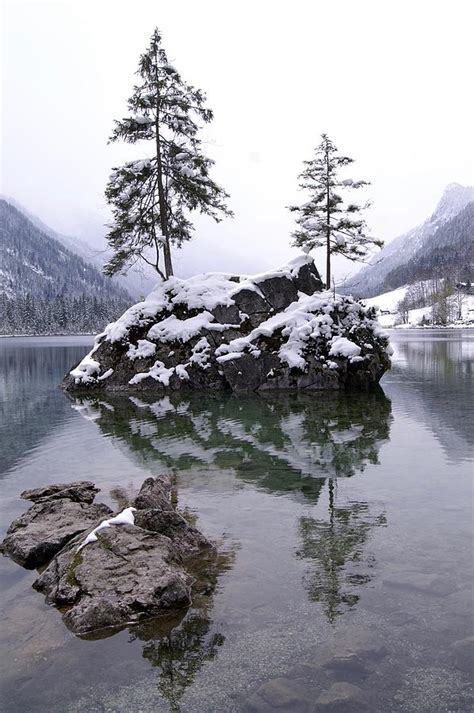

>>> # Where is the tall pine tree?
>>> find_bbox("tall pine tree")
[104,28,232,280]
[288,134,383,289]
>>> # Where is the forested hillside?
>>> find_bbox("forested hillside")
[0,200,131,334]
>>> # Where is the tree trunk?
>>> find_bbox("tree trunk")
[154,54,173,279]
[326,229,331,290]
[325,145,331,290]
[155,122,173,279]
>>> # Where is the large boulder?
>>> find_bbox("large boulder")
[1,497,113,568]
[63,256,391,393]
[34,525,194,634]
[1,477,217,635]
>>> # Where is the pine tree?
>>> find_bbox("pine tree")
[104,28,233,280]
[288,134,383,289]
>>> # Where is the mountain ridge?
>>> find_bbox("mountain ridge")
[0,200,131,335]
[0,195,158,299]
[343,183,474,297]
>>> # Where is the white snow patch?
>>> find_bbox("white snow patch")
[329,337,361,359]
[98,368,114,381]
[148,312,215,342]
[127,340,156,360]
[129,360,175,386]
[77,507,137,552]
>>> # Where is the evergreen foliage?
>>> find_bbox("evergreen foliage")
[0,292,126,335]
[104,28,233,280]
[288,134,382,288]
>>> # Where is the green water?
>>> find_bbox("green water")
[0,331,472,712]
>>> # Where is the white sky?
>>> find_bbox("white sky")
[1,0,473,281]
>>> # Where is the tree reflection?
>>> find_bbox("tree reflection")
[128,549,234,712]
[68,389,392,503]
[298,480,386,622]
[136,607,224,712]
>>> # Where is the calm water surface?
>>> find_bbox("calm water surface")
[0,332,473,712]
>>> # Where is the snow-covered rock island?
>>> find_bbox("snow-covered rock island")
[63,256,392,393]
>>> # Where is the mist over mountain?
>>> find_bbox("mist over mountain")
[0,195,158,300]
[384,202,473,290]
[344,183,474,297]
[0,200,131,335]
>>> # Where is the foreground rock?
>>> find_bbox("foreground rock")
[1,477,216,634]
[20,480,100,504]
[63,256,391,393]
[1,491,112,568]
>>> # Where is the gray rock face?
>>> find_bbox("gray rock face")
[34,526,194,635]
[21,480,100,504]
[293,260,324,295]
[64,256,391,394]
[252,274,298,312]
[133,476,173,511]
[1,498,112,568]
[231,286,270,317]
[2,477,216,635]
[132,477,212,560]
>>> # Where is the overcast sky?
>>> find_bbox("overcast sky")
[1,0,473,282]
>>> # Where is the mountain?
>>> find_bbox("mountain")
[343,183,474,297]
[383,202,474,289]
[0,195,158,300]
[0,199,132,335]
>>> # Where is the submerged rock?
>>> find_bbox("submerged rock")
[63,256,391,393]
[1,477,216,635]
[316,682,367,711]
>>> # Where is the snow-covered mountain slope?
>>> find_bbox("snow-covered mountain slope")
[343,183,474,297]
[0,199,131,301]
[0,195,158,299]
[365,284,474,328]
[365,286,409,314]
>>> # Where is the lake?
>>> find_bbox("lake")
[0,331,473,712]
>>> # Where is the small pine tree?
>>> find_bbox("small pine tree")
[104,28,233,280]
[288,134,383,289]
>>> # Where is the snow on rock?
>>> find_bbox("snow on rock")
[127,339,156,360]
[77,507,137,551]
[147,312,218,342]
[64,256,391,393]
[129,360,175,386]
[329,336,362,359]
[70,353,101,384]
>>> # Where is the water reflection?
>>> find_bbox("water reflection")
[389,331,474,462]
[298,481,386,622]
[69,390,393,501]
[127,546,233,713]
[136,605,225,713]
[0,339,90,475]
